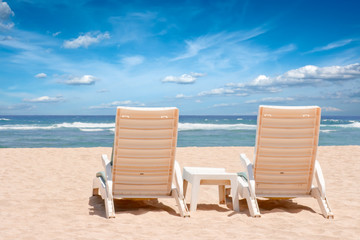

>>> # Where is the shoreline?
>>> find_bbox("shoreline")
[1,146,359,239]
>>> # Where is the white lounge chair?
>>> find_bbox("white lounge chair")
[92,106,189,218]
[237,105,334,218]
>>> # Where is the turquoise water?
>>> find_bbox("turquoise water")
[0,115,359,148]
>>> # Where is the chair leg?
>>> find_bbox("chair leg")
[312,188,334,219]
[230,181,240,212]
[238,183,261,217]
[172,189,190,217]
[104,196,115,218]
[93,177,115,218]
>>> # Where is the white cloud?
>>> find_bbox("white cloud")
[245,97,294,104]
[175,94,185,98]
[89,100,145,109]
[63,32,110,49]
[220,63,360,96]
[213,63,360,98]
[175,94,192,99]
[198,88,235,96]
[250,63,360,87]
[121,55,145,66]
[24,95,64,103]
[322,106,342,112]
[162,72,205,84]
[0,0,14,29]
[35,73,47,78]
[63,75,98,85]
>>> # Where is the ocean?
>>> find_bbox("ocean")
[0,115,359,148]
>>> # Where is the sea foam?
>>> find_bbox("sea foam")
[178,123,256,131]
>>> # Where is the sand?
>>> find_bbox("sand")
[0,146,359,240]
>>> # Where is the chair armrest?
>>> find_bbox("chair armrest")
[102,154,111,168]
[101,154,113,198]
[314,160,326,198]
[174,160,184,198]
[240,153,256,198]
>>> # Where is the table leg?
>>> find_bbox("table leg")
[183,179,188,198]
[190,179,200,212]
[218,185,225,204]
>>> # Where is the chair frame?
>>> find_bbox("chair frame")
[237,106,334,218]
[92,107,189,218]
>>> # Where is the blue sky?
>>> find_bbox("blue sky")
[0,0,360,115]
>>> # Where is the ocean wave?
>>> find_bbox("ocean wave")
[336,122,360,128]
[178,123,256,131]
[322,119,340,122]
[56,122,114,129]
[0,118,10,121]
[0,121,115,131]
[79,128,107,132]
[320,130,336,133]
[0,125,56,130]
[322,121,360,129]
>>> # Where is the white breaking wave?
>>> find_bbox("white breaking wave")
[178,123,256,131]
[0,121,257,131]
[5,121,357,131]
[0,122,115,131]
[0,118,10,121]
[322,121,360,129]
[322,119,339,122]
[336,121,360,128]
[320,130,336,133]
[79,128,106,132]
[56,122,114,129]
[0,125,56,130]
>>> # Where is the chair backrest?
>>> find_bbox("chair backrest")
[111,107,179,197]
[254,106,321,196]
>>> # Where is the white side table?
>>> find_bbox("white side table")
[182,167,240,212]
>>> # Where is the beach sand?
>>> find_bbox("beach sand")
[0,146,359,240]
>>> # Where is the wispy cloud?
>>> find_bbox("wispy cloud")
[35,73,47,78]
[0,0,14,29]
[322,106,342,112]
[212,103,239,108]
[245,97,294,104]
[24,95,64,103]
[307,39,355,53]
[121,55,145,67]
[162,72,205,84]
[96,89,109,93]
[62,75,98,85]
[63,32,110,49]
[172,28,268,61]
[0,103,34,111]
[89,100,145,109]
[52,31,61,37]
